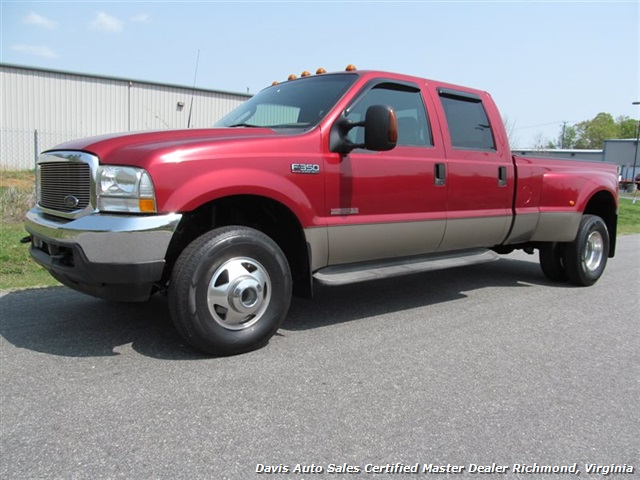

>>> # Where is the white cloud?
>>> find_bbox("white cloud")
[90,12,123,33]
[24,12,58,29]
[11,44,57,59]
[130,13,151,24]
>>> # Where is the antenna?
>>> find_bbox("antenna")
[187,49,200,128]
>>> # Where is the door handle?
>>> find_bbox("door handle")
[498,166,507,187]
[435,163,446,186]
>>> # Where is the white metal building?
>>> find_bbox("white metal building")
[1,63,251,170]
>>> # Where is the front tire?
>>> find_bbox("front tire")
[169,226,292,355]
[562,215,609,286]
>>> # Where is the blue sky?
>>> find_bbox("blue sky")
[1,0,638,147]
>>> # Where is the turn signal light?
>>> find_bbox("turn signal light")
[139,199,156,213]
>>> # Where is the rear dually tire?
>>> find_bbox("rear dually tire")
[562,214,609,287]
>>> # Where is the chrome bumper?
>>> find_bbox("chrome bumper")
[25,208,182,301]
[26,208,181,264]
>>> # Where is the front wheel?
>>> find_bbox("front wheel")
[169,226,292,355]
[562,215,609,287]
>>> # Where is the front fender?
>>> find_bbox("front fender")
[159,167,323,227]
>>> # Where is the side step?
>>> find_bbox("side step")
[313,248,499,286]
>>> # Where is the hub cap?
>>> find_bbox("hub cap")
[583,231,604,272]
[206,257,271,330]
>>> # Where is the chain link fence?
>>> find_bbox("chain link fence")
[1,129,87,170]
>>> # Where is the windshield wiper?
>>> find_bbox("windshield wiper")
[226,123,261,128]
[263,123,311,129]
[226,122,311,129]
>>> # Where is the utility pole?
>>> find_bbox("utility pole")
[561,121,567,149]
[632,102,640,202]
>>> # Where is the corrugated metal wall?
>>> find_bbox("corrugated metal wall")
[603,140,639,180]
[1,64,250,169]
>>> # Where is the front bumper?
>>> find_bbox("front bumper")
[25,208,182,301]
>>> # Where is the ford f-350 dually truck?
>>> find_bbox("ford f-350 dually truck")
[25,66,618,355]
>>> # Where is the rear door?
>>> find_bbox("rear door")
[434,88,514,251]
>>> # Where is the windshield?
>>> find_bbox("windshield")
[214,73,357,130]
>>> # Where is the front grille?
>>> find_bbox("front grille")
[39,162,91,213]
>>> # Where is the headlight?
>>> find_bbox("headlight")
[97,166,157,213]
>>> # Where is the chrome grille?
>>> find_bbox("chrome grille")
[39,162,91,213]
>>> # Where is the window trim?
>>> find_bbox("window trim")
[437,87,482,103]
[344,79,434,148]
[437,88,496,151]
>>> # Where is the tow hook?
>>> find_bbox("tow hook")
[20,235,32,244]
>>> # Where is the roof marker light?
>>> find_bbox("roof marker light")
[316,68,327,74]
[345,64,357,71]
[301,71,311,77]
[288,74,297,80]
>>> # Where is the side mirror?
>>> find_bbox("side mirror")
[364,105,397,152]
[329,104,398,153]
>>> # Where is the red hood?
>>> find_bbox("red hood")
[47,128,279,166]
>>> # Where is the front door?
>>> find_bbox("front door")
[323,81,448,265]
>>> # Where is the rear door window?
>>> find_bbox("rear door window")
[439,90,495,150]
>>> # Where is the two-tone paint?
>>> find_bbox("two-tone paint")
[28,69,618,300]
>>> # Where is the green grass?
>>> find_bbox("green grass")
[0,222,59,290]
[618,196,640,234]
[0,170,60,290]
[0,170,639,291]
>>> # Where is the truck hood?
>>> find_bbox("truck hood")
[47,128,280,166]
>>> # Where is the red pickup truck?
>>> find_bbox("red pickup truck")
[25,66,619,355]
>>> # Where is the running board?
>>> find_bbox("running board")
[313,249,499,286]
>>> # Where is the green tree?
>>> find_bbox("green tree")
[557,124,578,149]
[574,113,617,149]
[550,113,639,149]
[617,116,637,138]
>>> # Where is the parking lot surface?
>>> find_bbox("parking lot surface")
[1,235,638,479]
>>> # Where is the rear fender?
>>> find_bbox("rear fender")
[534,170,618,251]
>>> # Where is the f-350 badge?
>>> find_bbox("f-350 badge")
[291,163,320,174]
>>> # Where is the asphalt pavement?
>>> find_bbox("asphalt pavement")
[1,235,639,480]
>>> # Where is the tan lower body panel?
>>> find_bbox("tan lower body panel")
[504,212,540,245]
[304,212,583,273]
[304,220,446,270]
[305,216,511,270]
[529,211,582,242]
[326,220,447,265]
[438,216,511,252]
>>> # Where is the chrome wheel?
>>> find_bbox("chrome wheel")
[563,214,609,287]
[169,226,291,355]
[207,257,271,330]
[583,231,604,272]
